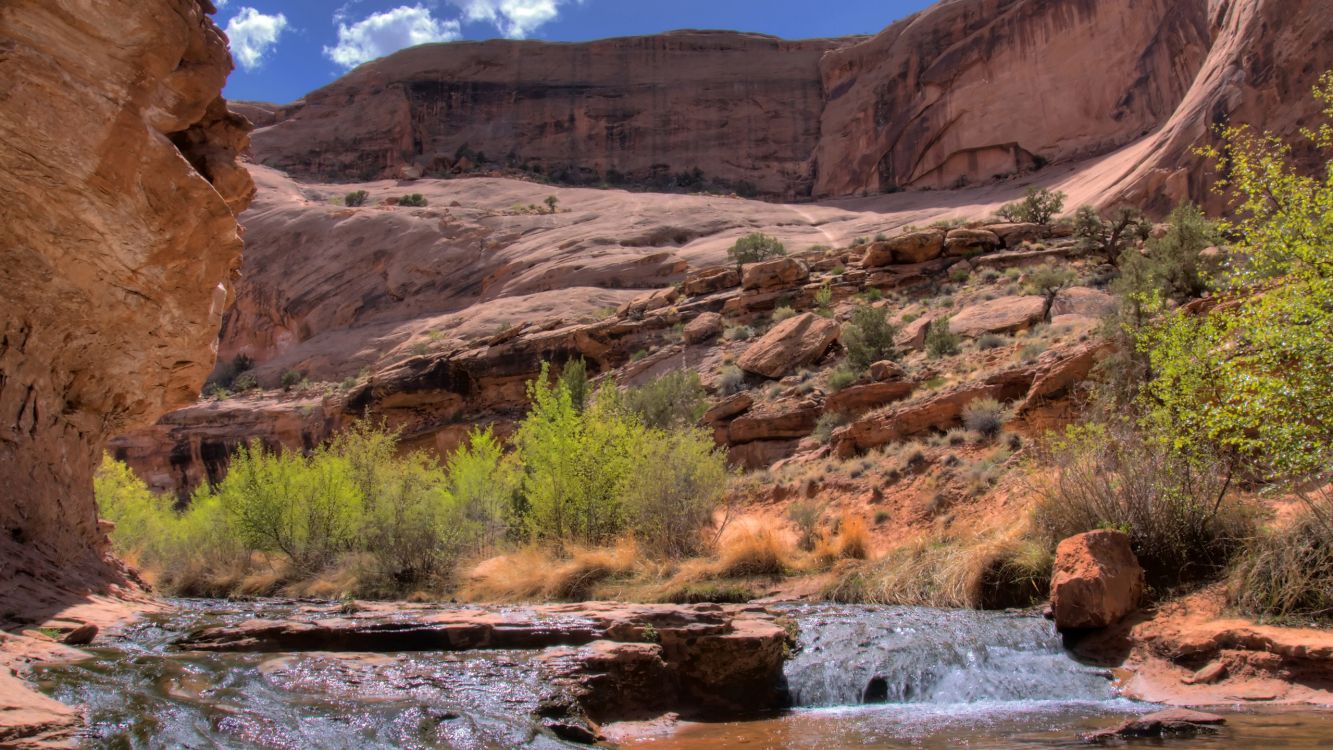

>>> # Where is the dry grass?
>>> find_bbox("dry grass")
[814,512,871,564]
[824,527,1049,609]
[1230,481,1333,623]
[711,521,794,577]
[459,540,640,602]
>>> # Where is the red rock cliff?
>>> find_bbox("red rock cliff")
[0,0,253,613]
[252,31,841,198]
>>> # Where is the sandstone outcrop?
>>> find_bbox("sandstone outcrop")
[863,232,945,267]
[944,229,1002,257]
[251,32,839,197]
[742,258,809,291]
[948,296,1048,337]
[0,0,251,610]
[736,314,840,379]
[683,313,723,344]
[1051,530,1145,632]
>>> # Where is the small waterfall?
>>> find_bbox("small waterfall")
[780,604,1116,708]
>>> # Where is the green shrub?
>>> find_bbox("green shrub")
[788,501,824,551]
[1115,202,1220,307]
[826,364,859,393]
[344,190,369,207]
[1031,421,1252,589]
[621,427,729,557]
[813,411,850,443]
[996,187,1065,225]
[558,357,590,412]
[723,324,754,342]
[771,305,797,323]
[233,372,259,392]
[624,370,707,429]
[281,369,303,390]
[977,333,1008,350]
[1024,264,1077,322]
[924,319,960,358]
[1073,205,1150,264]
[727,233,786,267]
[814,284,834,313]
[1230,482,1333,623]
[842,303,898,370]
[859,287,884,302]
[399,193,428,207]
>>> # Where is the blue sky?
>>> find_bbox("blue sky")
[217,0,934,104]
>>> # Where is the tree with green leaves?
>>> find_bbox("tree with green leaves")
[997,187,1065,225]
[842,303,898,370]
[1141,72,1333,481]
[1073,204,1151,265]
[727,233,786,270]
[1024,264,1077,322]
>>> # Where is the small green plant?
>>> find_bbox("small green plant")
[1024,263,1077,322]
[719,365,747,395]
[280,369,303,390]
[949,266,972,284]
[771,305,797,323]
[625,370,707,428]
[859,287,884,302]
[723,324,755,342]
[544,195,559,214]
[640,623,660,643]
[233,372,259,392]
[814,284,834,314]
[788,501,824,551]
[727,233,786,268]
[344,190,369,207]
[827,364,859,393]
[1018,342,1047,362]
[399,193,428,207]
[961,397,1009,439]
[842,303,898,370]
[924,319,960,358]
[813,412,850,443]
[977,333,1008,351]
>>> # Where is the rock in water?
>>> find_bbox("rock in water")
[1080,708,1226,744]
[0,0,252,604]
[1051,531,1145,631]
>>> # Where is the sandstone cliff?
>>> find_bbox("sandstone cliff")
[243,0,1331,209]
[0,0,252,614]
[251,31,840,197]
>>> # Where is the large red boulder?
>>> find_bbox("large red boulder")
[1050,530,1145,631]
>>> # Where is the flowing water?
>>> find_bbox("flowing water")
[31,599,1333,749]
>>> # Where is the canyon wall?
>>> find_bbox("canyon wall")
[245,0,1331,207]
[251,32,840,198]
[0,0,252,611]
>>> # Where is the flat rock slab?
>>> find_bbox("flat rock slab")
[1081,709,1225,744]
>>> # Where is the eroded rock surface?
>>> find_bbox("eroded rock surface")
[1051,531,1145,632]
[0,0,251,612]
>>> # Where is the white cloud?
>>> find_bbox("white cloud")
[215,0,228,8]
[324,5,462,69]
[449,0,570,39]
[225,7,288,71]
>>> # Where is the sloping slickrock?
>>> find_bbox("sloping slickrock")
[825,381,915,417]
[0,0,251,605]
[0,669,78,749]
[736,314,840,379]
[1051,530,1145,631]
[948,296,1047,337]
[727,401,821,443]
[742,257,809,291]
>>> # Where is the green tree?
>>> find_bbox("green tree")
[727,233,786,269]
[1024,264,1077,322]
[624,370,708,429]
[925,318,960,358]
[544,195,559,214]
[345,190,369,207]
[1141,73,1333,480]
[1073,205,1150,265]
[997,187,1065,225]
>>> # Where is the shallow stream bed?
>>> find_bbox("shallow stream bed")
[31,599,1333,749]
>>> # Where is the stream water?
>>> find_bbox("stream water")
[31,599,1333,749]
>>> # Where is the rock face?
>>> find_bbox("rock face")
[736,314,840,379]
[252,32,839,197]
[0,0,251,606]
[245,0,1331,210]
[1051,531,1146,631]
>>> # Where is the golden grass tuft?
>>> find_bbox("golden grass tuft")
[710,520,794,578]
[459,539,640,602]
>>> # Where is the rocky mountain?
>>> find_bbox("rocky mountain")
[247,0,1331,208]
[0,0,251,612]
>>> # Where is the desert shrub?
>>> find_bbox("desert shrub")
[723,324,754,342]
[842,303,898,370]
[961,397,1009,439]
[924,318,960,358]
[1017,342,1047,362]
[624,370,707,429]
[815,513,870,563]
[712,522,792,577]
[812,411,850,443]
[727,233,786,267]
[281,369,303,390]
[1031,421,1252,589]
[558,357,590,412]
[859,287,884,302]
[997,187,1065,225]
[787,501,823,551]
[826,364,858,393]
[977,333,1008,350]
[232,372,259,392]
[1230,481,1333,622]
[771,305,797,324]
[718,365,747,395]
[1024,263,1077,322]
[949,266,971,283]
[1073,205,1150,264]
[344,190,369,207]
[399,193,428,207]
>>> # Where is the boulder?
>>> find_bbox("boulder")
[944,228,1002,257]
[703,393,753,423]
[618,286,680,317]
[61,624,99,646]
[983,223,1048,247]
[862,231,946,267]
[1052,287,1118,319]
[727,401,821,443]
[736,313,840,379]
[683,312,723,344]
[1050,530,1145,631]
[741,257,808,291]
[682,266,740,296]
[948,296,1046,337]
[895,315,935,350]
[869,360,907,382]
